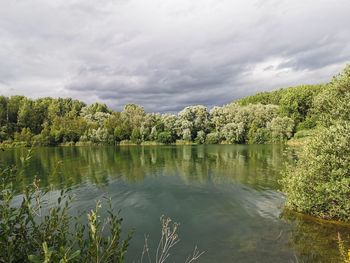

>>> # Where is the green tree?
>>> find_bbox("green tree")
[313,65,350,125]
[50,116,87,143]
[268,117,294,142]
[178,105,209,139]
[0,96,7,126]
[130,128,142,144]
[14,127,34,146]
[195,130,206,144]
[157,131,174,144]
[182,128,192,141]
[205,132,220,144]
[278,85,323,125]
[222,122,245,144]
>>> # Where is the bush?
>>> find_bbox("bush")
[281,121,350,222]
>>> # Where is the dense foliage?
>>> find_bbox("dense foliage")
[282,65,350,222]
[0,81,328,146]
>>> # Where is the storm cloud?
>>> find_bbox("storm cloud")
[0,0,350,112]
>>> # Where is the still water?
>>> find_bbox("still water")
[1,145,349,262]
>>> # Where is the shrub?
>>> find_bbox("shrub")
[281,121,350,222]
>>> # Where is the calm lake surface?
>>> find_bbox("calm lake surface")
[1,145,349,262]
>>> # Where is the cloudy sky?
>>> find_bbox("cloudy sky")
[0,0,349,112]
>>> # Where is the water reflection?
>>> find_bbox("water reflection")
[1,145,348,262]
[282,211,350,263]
[0,145,287,190]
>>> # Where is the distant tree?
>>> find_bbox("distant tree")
[157,131,174,144]
[33,122,53,146]
[205,132,220,144]
[130,128,142,144]
[0,96,8,126]
[114,125,130,142]
[222,122,245,144]
[195,130,206,144]
[279,85,323,125]
[313,65,350,125]
[182,128,192,141]
[178,105,209,138]
[50,116,87,143]
[7,96,25,124]
[268,117,294,142]
[14,127,33,146]
[149,126,158,141]
[122,104,145,131]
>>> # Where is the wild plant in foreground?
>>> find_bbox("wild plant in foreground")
[0,150,132,263]
[338,233,350,263]
[140,216,204,263]
[0,149,204,263]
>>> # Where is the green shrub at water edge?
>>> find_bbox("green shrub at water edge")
[281,121,350,222]
[282,65,350,222]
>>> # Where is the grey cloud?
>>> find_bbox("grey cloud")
[0,0,350,112]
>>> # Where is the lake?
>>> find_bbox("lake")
[1,145,349,262]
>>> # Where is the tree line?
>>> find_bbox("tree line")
[0,80,329,147]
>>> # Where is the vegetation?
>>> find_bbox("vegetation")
[282,65,350,222]
[0,150,204,262]
[141,216,204,263]
[1,62,349,221]
[0,150,132,263]
[0,73,331,147]
[338,234,350,263]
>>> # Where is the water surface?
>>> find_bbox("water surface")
[1,145,349,262]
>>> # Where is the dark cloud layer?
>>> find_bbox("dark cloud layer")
[0,0,350,112]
